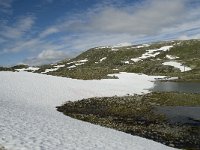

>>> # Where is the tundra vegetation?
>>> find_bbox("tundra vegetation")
[1,39,200,81]
[57,92,200,149]
[38,39,200,81]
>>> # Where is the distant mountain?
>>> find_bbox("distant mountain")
[2,39,200,81]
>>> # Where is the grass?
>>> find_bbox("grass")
[124,60,180,74]
[38,39,200,80]
[148,92,200,106]
[11,64,28,70]
[34,64,53,73]
[0,64,28,72]
[49,67,119,80]
[0,67,13,71]
[57,92,200,149]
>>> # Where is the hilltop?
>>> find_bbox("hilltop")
[1,39,200,81]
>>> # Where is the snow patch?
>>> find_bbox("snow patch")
[131,58,141,62]
[166,55,179,60]
[111,48,119,51]
[121,61,130,64]
[75,63,85,66]
[110,43,132,51]
[132,44,150,49]
[95,46,110,49]
[66,59,88,68]
[54,64,65,68]
[100,57,107,62]
[67,65,76,69]
[67,62,73,65]
[131,45,173,62]
[41,64,65,74]
[15,67,40,72]
[41,68,59,73]
[162,61,192,72]
[76,58,88,63]
[137,45,144,48]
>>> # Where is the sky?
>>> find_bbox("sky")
[0,0,200,66]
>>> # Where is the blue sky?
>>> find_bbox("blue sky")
[0,0,200,66]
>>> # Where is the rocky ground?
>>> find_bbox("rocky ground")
[0,146,6,150]
[57,92,200,149]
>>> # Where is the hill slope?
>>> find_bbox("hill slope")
[2,39,200,80]
[37,39,200,80]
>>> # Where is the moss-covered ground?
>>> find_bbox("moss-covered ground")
[57,92,200,149]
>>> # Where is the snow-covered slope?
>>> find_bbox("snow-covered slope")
[162,61,192,72]
[131,45,173,62]
[0,72,176,150]
[15,67,40,72]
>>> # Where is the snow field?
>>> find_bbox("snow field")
[0,72,177,150]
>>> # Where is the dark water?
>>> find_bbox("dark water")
[151,81,200,93]
[151,81,200,125]
[155,106,200,125]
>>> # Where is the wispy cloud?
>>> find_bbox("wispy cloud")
[36,0,200,51]
[0,16,35,39]
[1,0,200,66]
[24,49,69,66]
[39,27,59,38]
[0,16,37,55]
[0,0,12,7]
[81,0,185,34]
[0,0,13,14]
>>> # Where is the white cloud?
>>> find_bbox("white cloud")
[62,33,137,52]
[64,0,199,48]
[39,27,59,38]
[24,49,69,66]
[34,0,199,53]
[2,37,69,53]
[178,35,190,40]
[96,5,182,34]
[178,34,200,40]
[6,39,41,52]
[38,49,65,60]
[62,0,186,35]
[1,0,200,66]
[0,16,35,39]
[32,0,200,55]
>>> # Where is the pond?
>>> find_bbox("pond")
[151,81,200,93]
[151,81,200,125]
[154,106,200,125]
